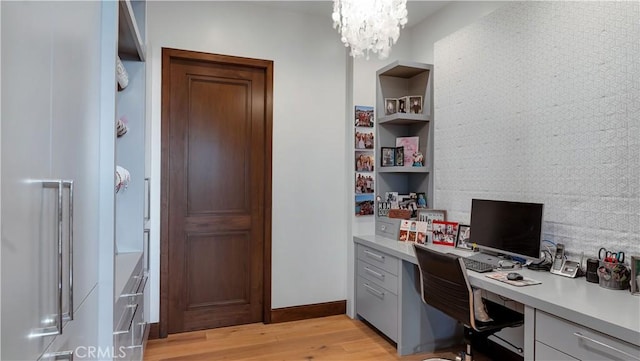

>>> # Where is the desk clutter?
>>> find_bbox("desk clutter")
[486,272,542,287]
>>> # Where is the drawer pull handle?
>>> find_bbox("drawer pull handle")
[363,283,385,299]
[364,250,384,262]
[573,332,640,360]
[364,267,384,280]
[43,350,74,361]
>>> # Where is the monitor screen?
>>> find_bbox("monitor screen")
[469,199,543,260]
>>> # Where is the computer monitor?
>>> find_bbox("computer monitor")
[469,199,544,261]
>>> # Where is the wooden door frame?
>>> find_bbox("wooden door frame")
[159,48,273,338]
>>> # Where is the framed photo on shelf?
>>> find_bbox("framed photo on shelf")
[409,95,423,114]
[396,136,419,166]
[385,191,399,208]
[354,105,374,127]
[398,96,408,114]
[631,256,640,295]
[395,146,404,166]
[415,192,427,208]
[381,147,395,167]
[384,98,397,115]
[432,220,459,246]
[417,209,447,231]
[456,225,472,250]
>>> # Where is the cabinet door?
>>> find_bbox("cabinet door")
[1,2,58,360]
[49,1,102,311]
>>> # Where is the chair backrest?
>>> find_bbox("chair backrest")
[413,244,475,328]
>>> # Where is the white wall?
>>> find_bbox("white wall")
[433,1,640,258]
[147,1,349,320]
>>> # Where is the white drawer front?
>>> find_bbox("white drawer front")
[357,245,399,276]
[356,276,398,342]
[536,311,640,361]
[535,341,579,361]
[357,259,398,295]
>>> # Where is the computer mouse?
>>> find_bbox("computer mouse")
[507,272,523,281]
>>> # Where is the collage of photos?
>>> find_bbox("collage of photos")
[384,95,423,115]
[398,220,428,244]
[354,105,375,216]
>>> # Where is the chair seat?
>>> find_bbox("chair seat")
[474,299,524,334]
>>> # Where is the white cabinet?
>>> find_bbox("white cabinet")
[1,1,102,360]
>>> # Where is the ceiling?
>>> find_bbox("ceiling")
[253,1,449,28]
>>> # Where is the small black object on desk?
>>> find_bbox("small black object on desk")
[507,272,524,281]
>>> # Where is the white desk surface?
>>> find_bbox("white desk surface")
[354,234,640,347]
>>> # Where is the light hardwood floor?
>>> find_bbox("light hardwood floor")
[144,315,489,361]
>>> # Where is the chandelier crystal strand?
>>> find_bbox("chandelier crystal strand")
[332,0,408,59]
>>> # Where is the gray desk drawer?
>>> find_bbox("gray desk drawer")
[357,259,398,294]
[356,276,398,342]
[535,341,578,361]
[375,218,400,240]
[535,311,640,361]
[357,245,399,276]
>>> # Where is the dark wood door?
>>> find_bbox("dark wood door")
[161,48,272,334]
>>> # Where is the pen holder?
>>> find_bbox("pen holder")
[598,261,630,290]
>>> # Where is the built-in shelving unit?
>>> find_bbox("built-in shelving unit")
[375,60,434,238]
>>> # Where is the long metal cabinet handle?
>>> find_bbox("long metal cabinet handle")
[63,180,74,321]
[144,177,150,221]
[364,267,385,280]
[573,332,640,360]
[144,228,150,271]
[364,249,384,262]
[42,350,74,361]
[363,283,385,298]
[30,181,65,338]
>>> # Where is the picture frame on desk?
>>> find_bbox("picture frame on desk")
[432,220,459,247]
[417,209,447,232]
[456,224,472,250]
[631,256,640,295]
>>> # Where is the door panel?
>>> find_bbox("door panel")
[164,50,271,333]
[50,1,101,312]
[1,2,58,359]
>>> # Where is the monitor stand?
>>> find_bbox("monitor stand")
[466,251,517,268]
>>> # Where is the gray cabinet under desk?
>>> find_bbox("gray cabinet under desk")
[354,241,461,355]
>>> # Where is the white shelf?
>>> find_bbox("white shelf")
[377,60,430,78]
[118,0,145,61]
[378,113,430,125]
[378,166,429,174]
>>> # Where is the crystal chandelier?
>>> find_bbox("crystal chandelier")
[332,0,408,60]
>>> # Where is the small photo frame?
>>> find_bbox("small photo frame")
[395,146,404,166]
[415,192,427,208]
[409,95,423,114]
[355,151,374,172]
[631,256,640,295]
[381,147,395,167]
[432,220,459,247]
[398,96,408,113]
[355,172,374,194]
[355,105,374,127]
[385,98,397,115]
[355,129,374,149]
[355,193,374,216]
[417,209,447,232]
[456,224,472,250]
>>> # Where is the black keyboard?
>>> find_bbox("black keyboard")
[463,258,495,273]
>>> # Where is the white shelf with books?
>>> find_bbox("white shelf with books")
[375,60,434,238]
